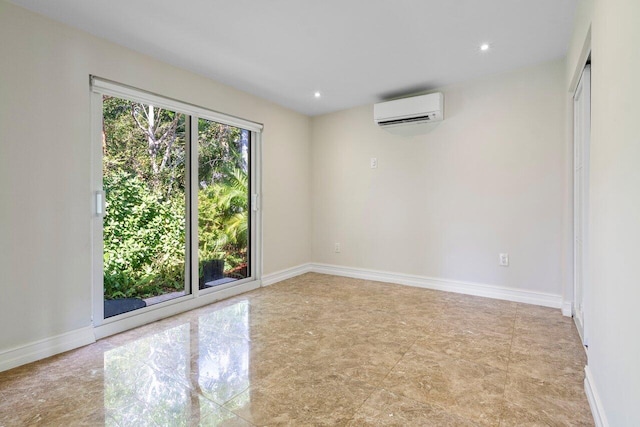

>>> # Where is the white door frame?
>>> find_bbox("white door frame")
[573,63,591,345]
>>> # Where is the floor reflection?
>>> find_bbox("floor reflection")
[103,300,250,426]
[197,301,251,406]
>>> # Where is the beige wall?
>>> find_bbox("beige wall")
[0,1,311,351]
[311,59,567,296]
[566,0,640,424]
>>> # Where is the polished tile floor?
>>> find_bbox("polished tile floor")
[0,273,593,426]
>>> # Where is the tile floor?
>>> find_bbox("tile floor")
[0,273,593,426]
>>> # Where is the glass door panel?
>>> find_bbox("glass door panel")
[197,118,250,289]
[102,96,189,318]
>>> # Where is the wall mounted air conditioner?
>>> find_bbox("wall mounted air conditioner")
[374,93,444,127]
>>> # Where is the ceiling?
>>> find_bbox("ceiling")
[8,0,577,116]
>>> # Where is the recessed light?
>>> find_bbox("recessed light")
[314,91,321,98]
[480,43,490,51]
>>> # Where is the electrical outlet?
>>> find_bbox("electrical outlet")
[499,253,509,266]
[334,243,341,253]
[370,157,378,169]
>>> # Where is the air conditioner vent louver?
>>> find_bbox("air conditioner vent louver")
[378,115,434,127]
[374,93,443,127]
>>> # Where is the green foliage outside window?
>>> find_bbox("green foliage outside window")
[103,171,186,299]
[102,96,249,300]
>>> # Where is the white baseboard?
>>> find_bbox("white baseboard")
[562,301,573,317]
[262,263,313,286]
[0,326,95,373]
[585,365,609,427]
[309,263,563,308]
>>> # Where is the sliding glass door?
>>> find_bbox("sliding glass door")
[91,78,261,328]
[197,119,251,289]
[101,97,189,318]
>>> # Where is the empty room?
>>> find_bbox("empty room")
[0,0,638,425]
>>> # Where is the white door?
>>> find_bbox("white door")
[573,64,591,344]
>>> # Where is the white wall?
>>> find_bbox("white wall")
[566,0,640,424]
[311,60,567,298]
[0,1,311,352]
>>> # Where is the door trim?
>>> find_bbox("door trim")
[573,63,591,345]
